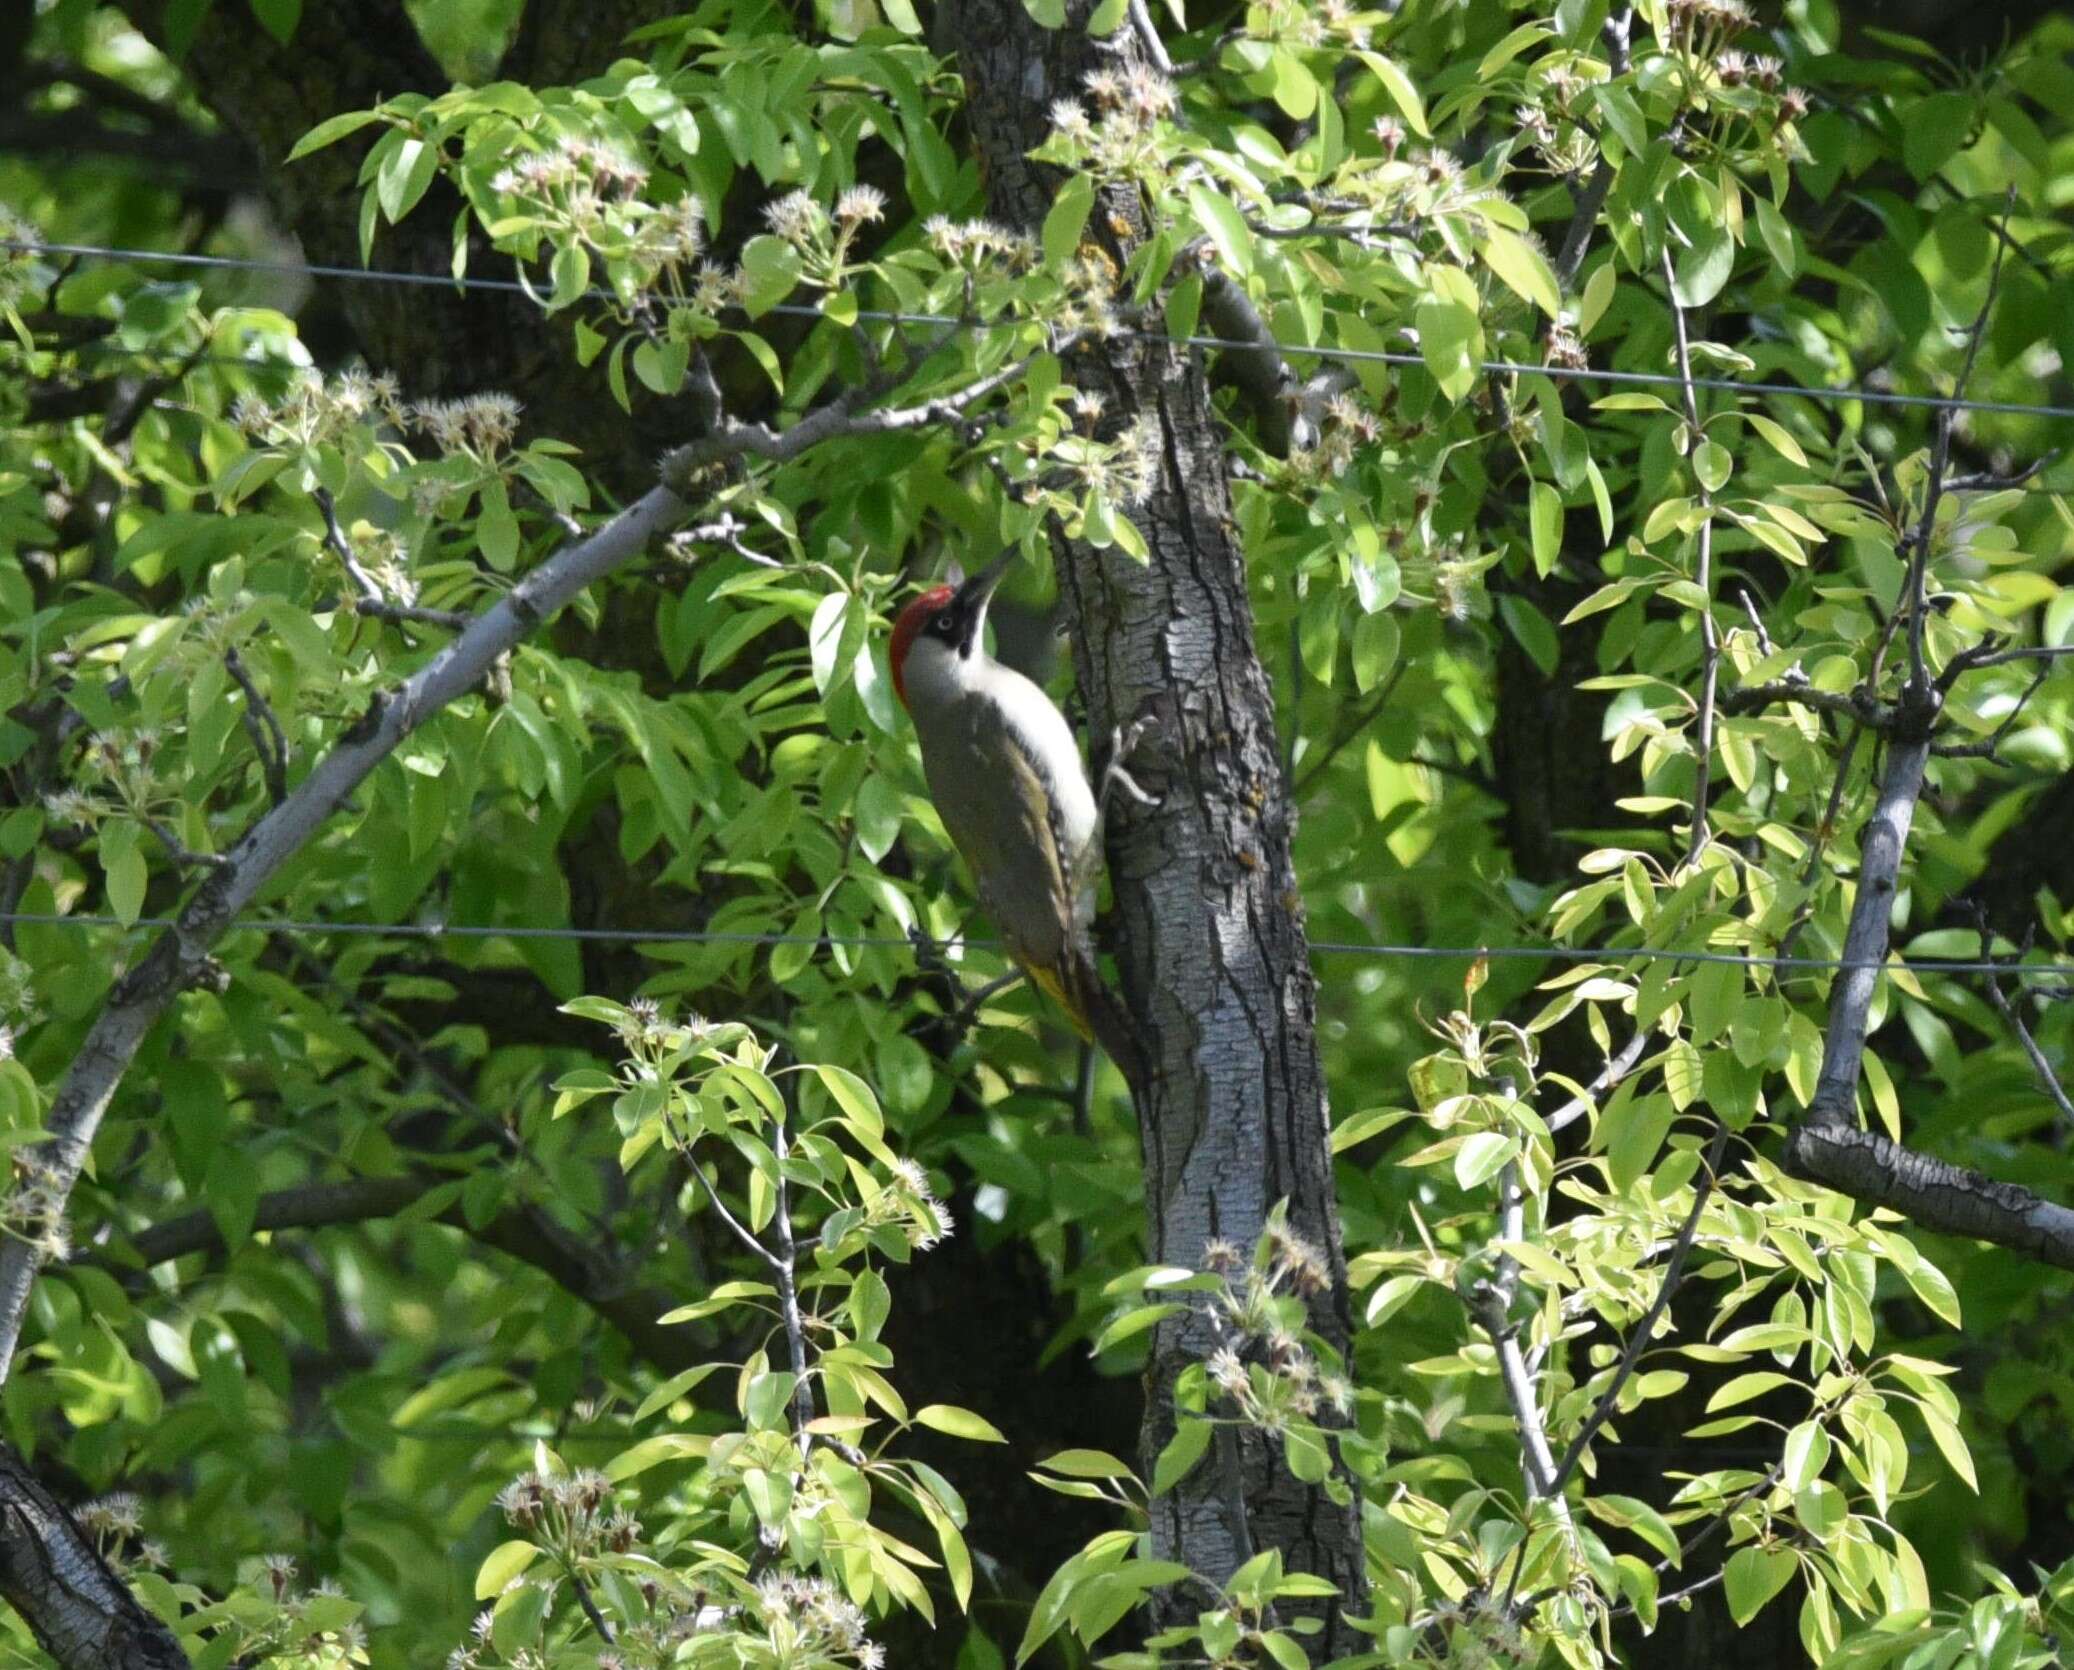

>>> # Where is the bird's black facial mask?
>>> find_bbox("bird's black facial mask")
[935,551,1016,658]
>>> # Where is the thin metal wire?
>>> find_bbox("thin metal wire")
[14,238,2074,425]
[0,910,2062,979]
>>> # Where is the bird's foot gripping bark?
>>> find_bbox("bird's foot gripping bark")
[1097,717,1160,823]
[1070,717,1161,918]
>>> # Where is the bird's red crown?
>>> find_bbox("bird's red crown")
[889,585,954,707]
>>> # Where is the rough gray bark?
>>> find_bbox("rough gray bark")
[945,3,1366,1652]
[0,1448,188,1669]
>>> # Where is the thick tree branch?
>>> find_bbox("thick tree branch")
[113,1173,699,1374]
[0,1446,188,1670]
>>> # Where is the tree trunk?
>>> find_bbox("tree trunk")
[946,4,1367,1653]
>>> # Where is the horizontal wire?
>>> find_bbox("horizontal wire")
[0,911,2063,979]
[13,237,2074,425]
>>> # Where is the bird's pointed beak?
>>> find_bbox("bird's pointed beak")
[955,548,1017,615]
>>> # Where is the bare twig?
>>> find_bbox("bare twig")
[311,487,470,631]
[768,1089,820,1450]
[1721,679,1896,730]
[1939,642,2074,685]
[1945,449,2056,492]
[1543,1029,1651,1136]
[568,1570,616,1645]
[1294,662,1406,797]
[1905,188,2015,695]
[1982,956,2074,1135]
[682,1155,783,1272]
[223,646,288,804]
[1128,0,1175,75]
[1662,245,1719,866]
[1546,1121,1727,1498]
[140,814,227,870]
[1933,662,2053,758]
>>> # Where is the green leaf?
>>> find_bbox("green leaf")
[248,0,300,44]
[287,109,382,161]
[915,1404,1008,1443]
[548,242,591,313]
[1745,413,1807,467]
[811,1062,884,1141]
[1529,481,1563,577]
[101,822,147,927]
[739,235,805,319]
[1415,297,1480,402]
[377,137,438,224]
[1151,1418,1211,1496]
[1186,185,1253,277]
[1036,1448,1136,1480]
[1903,91,1975,182]
[1453,1130,1514,1190]
[1356,51,1430,136]
[1724,1546,1797,1625]
[474,1540,540,1600]
[1482,228,1561,318]
[1693,439,1732,494]
[1918,1405,1977,1490]
[1043,174,1096,269]
[1673,225,1734,309]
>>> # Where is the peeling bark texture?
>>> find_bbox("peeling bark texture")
[0,1446,189,1669]
[1783,1124,2074,1269]
[946,3,1365,1650]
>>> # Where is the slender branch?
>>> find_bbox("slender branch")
[1128,0,1174,75]
[1982,965,2074,1134]
[683,1155,782,1271]
[1934,662,2054,758]
[1776,722,1868,966]
[1940,642,2074,683]
[139,814,227,871]
[1552,8,1634,290]
[311,487,470,631]
[1543,1030,1651,1136]
[1945,449,2056,492]
[223,647,288,805]
[1720,679,1896,730]
[1470,1164,1571,1522]
[1801,723,1931,1125]
[1662,246,1719,866]
[0,485,704,1385]
[767,1094,819,1450]
[1546,1121,1727,1497]
[1294,662,1406,797]
[1905,188,2015,695]
[567,1569,616,1645]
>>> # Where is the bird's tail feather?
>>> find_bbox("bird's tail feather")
[1029,943,1142,1084]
